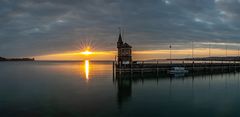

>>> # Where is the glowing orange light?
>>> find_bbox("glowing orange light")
[85,60,89,80]
[81,46,93,55]
[82,50,93,55]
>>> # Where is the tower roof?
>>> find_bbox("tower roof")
[122,43,132,48]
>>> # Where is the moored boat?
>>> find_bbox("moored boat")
[169,67,188,74]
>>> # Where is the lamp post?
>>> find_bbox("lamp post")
[209,43,211,63]
[226,45,228,57]
[170,44,172,64]
[209,43,211,57]
[237,48,239,63]
[192,41,194,63]
[238,48,239,57]
[225,44,228,64]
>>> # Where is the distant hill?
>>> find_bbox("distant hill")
[0,57,34,61]
[0,57,6,61]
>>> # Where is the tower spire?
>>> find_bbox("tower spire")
[117,27,123,48]
[118,27,121,35]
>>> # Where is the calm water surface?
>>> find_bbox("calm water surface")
[1,61,240,117]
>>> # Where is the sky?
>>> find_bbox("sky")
[1,0,240,60]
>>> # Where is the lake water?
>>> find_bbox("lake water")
[1,61,240,117]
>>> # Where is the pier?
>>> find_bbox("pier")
[114,60,240,77]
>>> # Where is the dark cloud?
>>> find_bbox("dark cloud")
[0,0,240,57]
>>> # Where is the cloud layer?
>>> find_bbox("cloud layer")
[1,0,240,57]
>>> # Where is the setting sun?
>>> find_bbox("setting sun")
[81,46,93,55]
[81,50,93,55]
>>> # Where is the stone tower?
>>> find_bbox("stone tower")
[117,32,132,65]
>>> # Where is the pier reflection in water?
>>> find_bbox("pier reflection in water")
[114,70,240,110]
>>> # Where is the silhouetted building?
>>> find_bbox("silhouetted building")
[117,32,132,64]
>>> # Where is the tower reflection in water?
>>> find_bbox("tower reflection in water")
[115,75,132,108]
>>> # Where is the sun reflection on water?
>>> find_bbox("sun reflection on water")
[85,60,90,80]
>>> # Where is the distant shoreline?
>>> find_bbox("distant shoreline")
[0,57,35,61]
